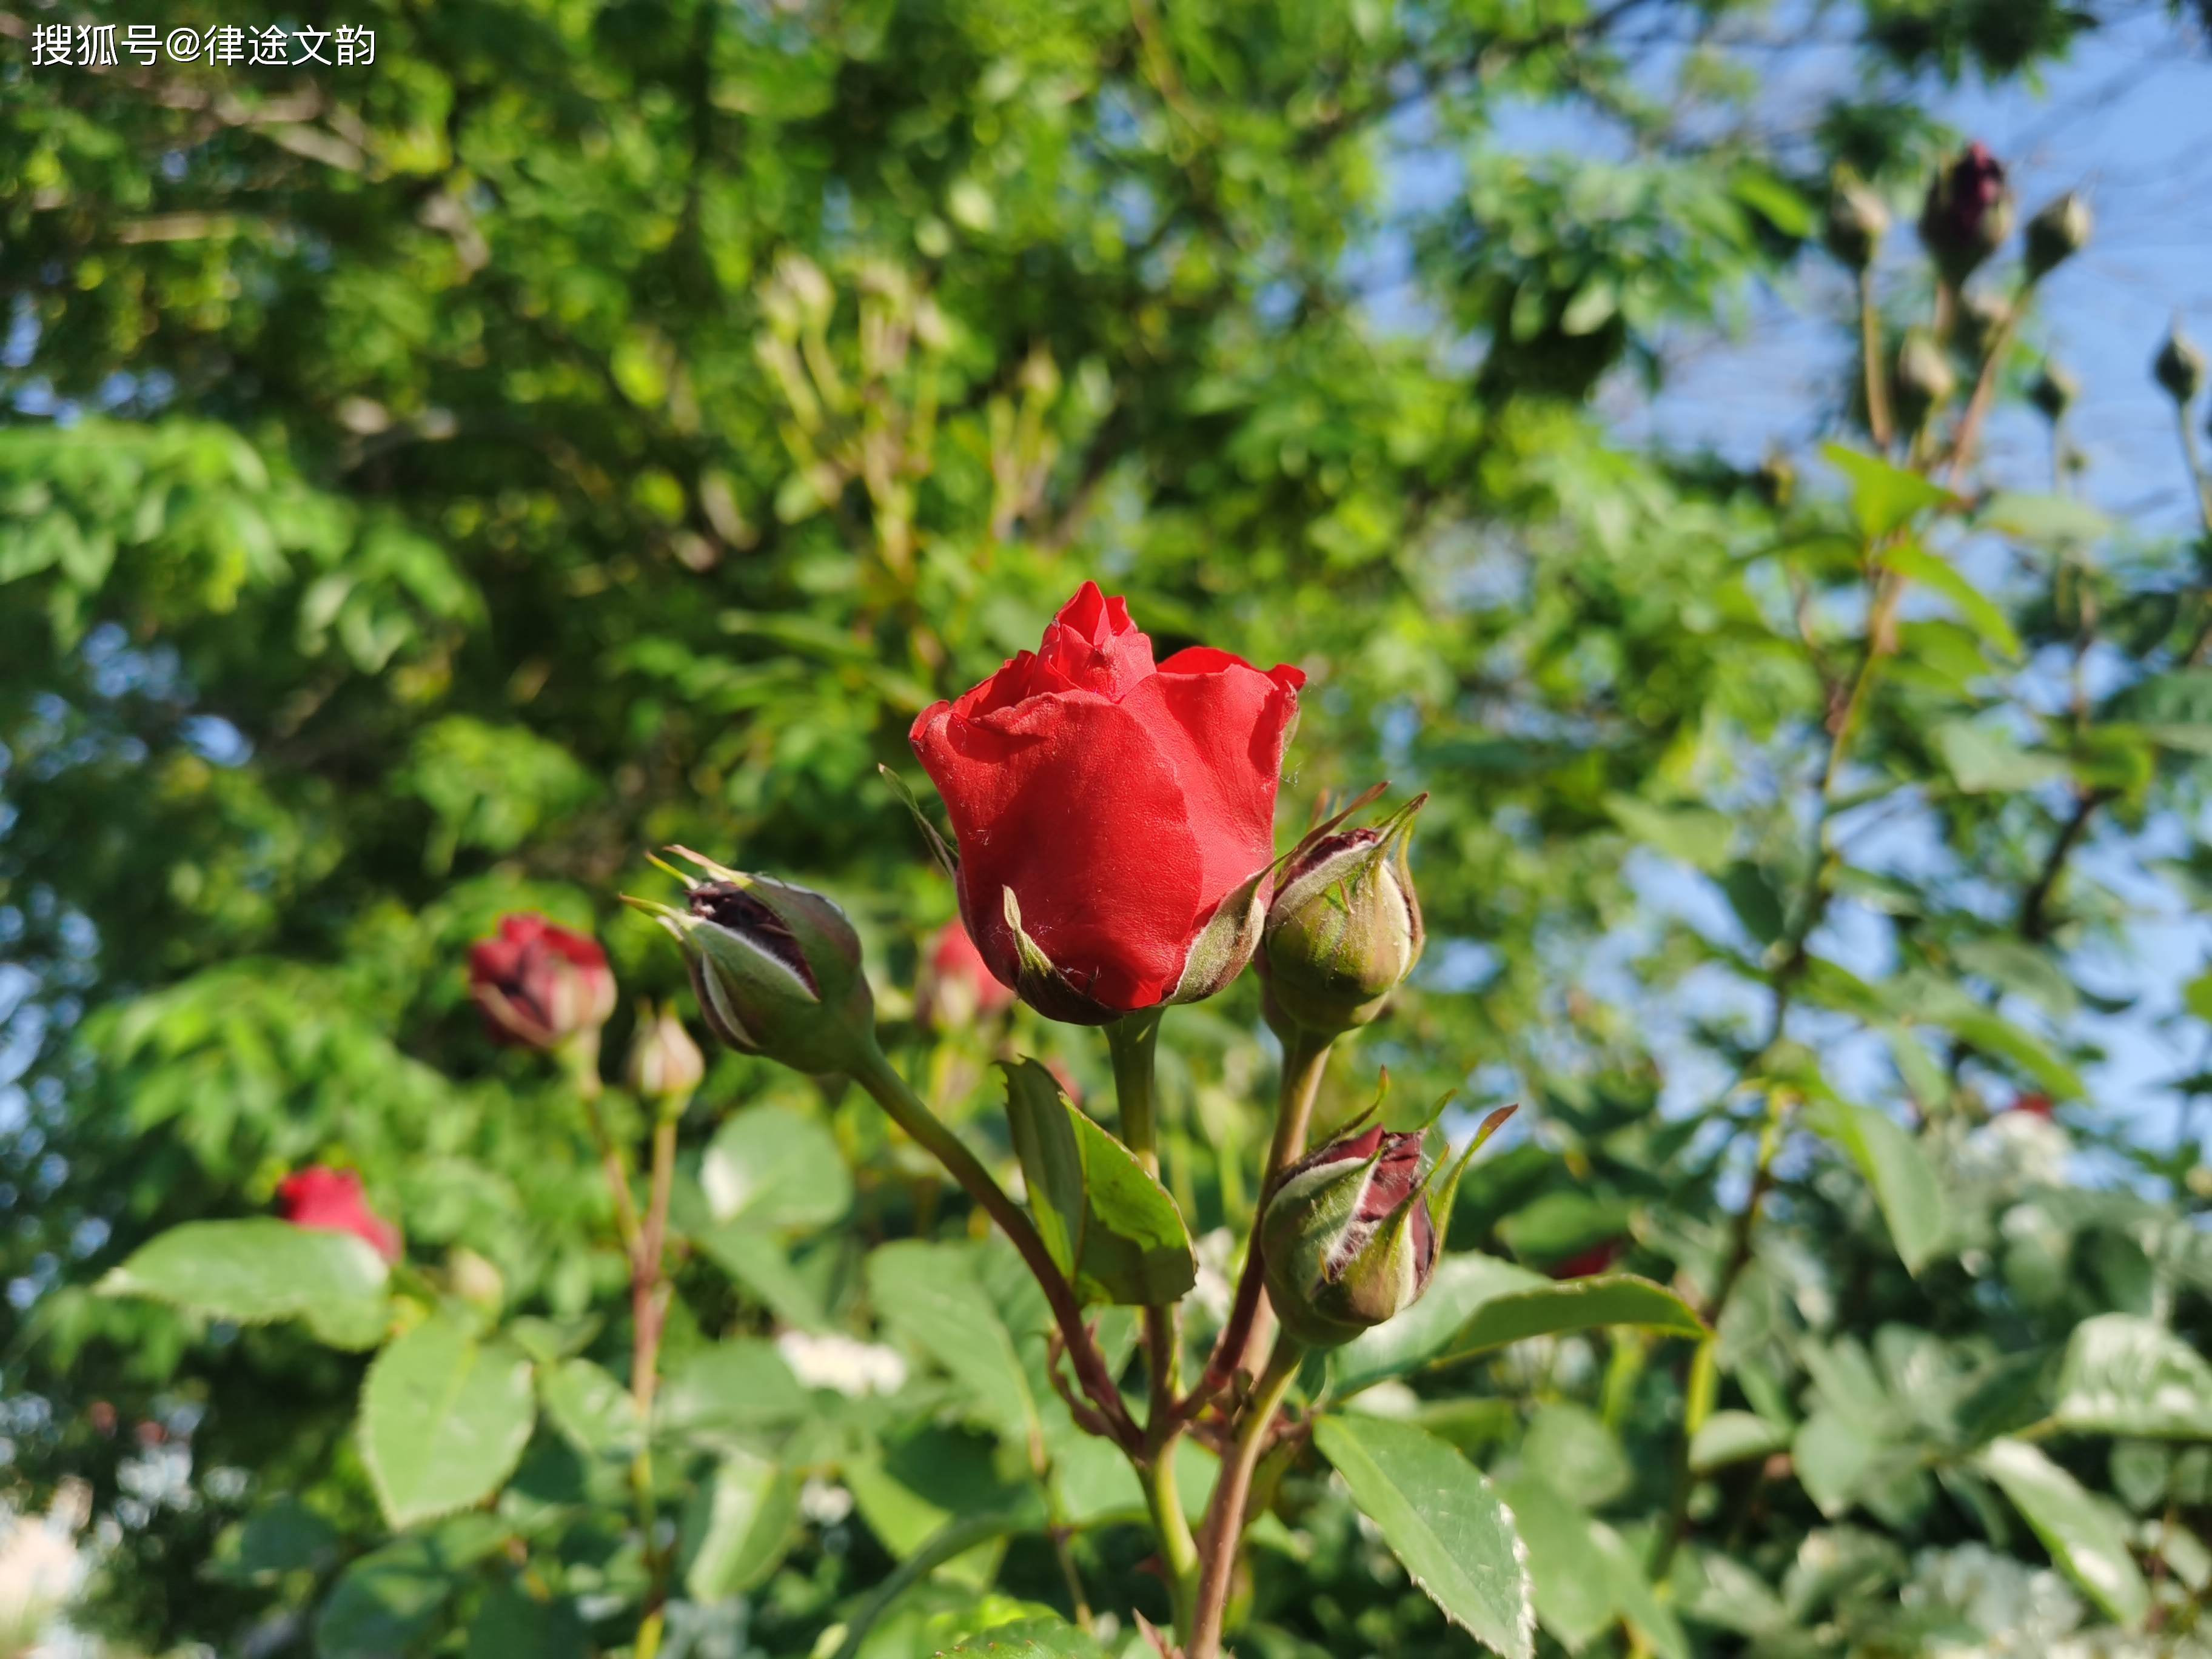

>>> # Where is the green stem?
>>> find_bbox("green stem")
[631,1111,679,1643]
[1107,1011,1199,1635]
[1143,1441,1201,1638]
[850,1044,1139,1450]
[1196,1027,1332,1405]
[1187,1339,1304,1659]
[830,1506,1045,1659]
[569,1045,642,1255]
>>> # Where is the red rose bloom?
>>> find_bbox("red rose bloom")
[910,583,1304,1022]
[278,1166,402,1263]
[917,919,1017,1027]
[469,913,616,1051]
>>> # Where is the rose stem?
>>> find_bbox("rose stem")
[1189,1025,1332,1410]
[1187,1338,1305,1659]
[1107,1009,1199,1636]
[566,1044,643,1255]
[849,1044,1139,1450]
[629,1110,681,1652]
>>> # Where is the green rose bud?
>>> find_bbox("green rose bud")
[1822,172,1889,273]
[1893,328,1957,434]
[2023,190,2091,282]
[2155,323,2205,407]
[1259,1125,1437,1347]
[625,848,878,1076]
[2029,361,2078,424]
[1258,794,1426,1042]
[625,1000,706,1107]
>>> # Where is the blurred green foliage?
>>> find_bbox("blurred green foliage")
[4,0,2212,1654]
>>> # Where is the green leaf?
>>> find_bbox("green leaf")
[1601,794,1733,871]
[1977,491,2111,548]
[1315,1414,1535,1659]
[1000,1058,1196,1305]
[1689,1410,1791,1473]
[1822,444,1956,538]
[1442,1274,1706,1361]
[1883,543,2020,658]
[1720,860,1786,945]
[1333,1253,1546,1393]
[538,1356,641,1460]
[359,1313,537,1529]
[655,1339,813,1442]
[1979,1437,2150,1627]
[866,1241,1039,1441]
[2053,1314,2212,1439]
[464,1581,589,1659]
[1492,1474,1615,1652]
[937,1618,1110,1657]
[702,1104,853,1232]
[1806,1098,1949,1274]
[313,1515,509,1659]
[98,1218,389,1349]
[682,1451,799,1601]
[1521,1403,1631,1508]
[1931,721,2066,794]
[695,1225,832,1330]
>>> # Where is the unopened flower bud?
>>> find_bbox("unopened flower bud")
[2023,191,2091,281]
[1956,288,2009,362]
[1259,1127,1437,1347]
[469,914,617,1056]
[1892,329,1957,434]
[2155,323,2205,406]
[2029,362,2078,424]
[625,850,878,1076]
[625,1000,705,1105]
[1823,173,1889,272]
[1259,794,1426,1042]
[447,1247,505,1312]
[1756,451,1796,509]
[1919,142,2013,286]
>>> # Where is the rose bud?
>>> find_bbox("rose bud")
[625,849,878,1076]
[278,1166,401,1263]
[2023,190,2091,282]
[2155,323,2205,406]
[625,1000,705,1106]
[908,581,1304,1024]
[1955,288,2009,363]
[1259,794,1426,1042]
[2029,361,2078,424]
[469,914,617,1055]
[1822,172,1889,272]
[1917,141,2013,286]
[1259,1126,1438,1347]
[1892,328,1957,434]
[915,919,1016,1029]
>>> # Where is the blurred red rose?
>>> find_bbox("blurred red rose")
[1546,1238,1627,1280]
[910,581,1303,1021]
[278,1165,402,1262]
[469,913,616,1050]
[917,919,1017,1028]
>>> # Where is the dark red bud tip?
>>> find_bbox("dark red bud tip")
[689,883,818,992]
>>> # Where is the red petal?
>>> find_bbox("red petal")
[915,691,1205,1011]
